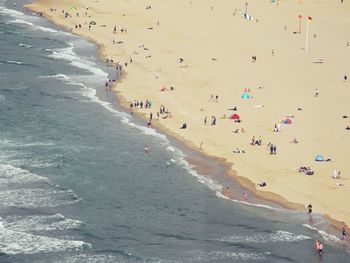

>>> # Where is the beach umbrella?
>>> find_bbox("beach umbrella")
[69,6,77,11]
[284,118,292,124]
[306,16,312,53]
[230,114,240,120]
[89,21,97,25]
[315,155,324,161]
[298,14,303,34]
[241,93,250,99]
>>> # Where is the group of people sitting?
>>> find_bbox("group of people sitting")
[332,169,341,179]
[257,180,267,187]
[160,86,174,92]
[233,128,246,133]
[233,148,245,154]
[299,166,314,176]
[251,136,262,146]
[289,138,298,144]
[159,105,172,119]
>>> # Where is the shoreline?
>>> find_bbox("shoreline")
[23,0,350,236]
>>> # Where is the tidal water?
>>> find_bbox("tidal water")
[0,1,349,262]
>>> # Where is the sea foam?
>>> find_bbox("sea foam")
[0,163,48,184]
[303,224,342,243]
[47,46,108,78]
[0,5,61,34]
[3,214,83,232]
[5,60,23,65]
[0,222,90,255]
[18,43,32,48]
[188,250,271,262]
[219,230,311,244]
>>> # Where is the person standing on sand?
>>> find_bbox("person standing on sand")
[315,89,319,97]
[308,204,313,214]
[204,116,207,125]
[199,141,203,150]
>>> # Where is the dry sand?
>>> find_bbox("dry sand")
[26,0,350,228]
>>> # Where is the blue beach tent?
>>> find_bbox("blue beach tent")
[315,155,324,161]
[242,93,250,99]
[284,118,292,124]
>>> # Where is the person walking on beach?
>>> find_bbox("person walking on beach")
[341,227,346,240]
[204,116,207,125]
[308,204,313,214]
[315,89,319,97]
[199,141,203,150]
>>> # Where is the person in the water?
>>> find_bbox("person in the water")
[315,240,323,255]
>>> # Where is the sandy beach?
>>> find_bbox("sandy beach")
[26,0,350,229]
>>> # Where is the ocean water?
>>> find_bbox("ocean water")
[0,1,349,262]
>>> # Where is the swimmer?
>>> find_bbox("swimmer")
[243,192,248,201]
[144,146,149,153]
[222,186,231,198]
[315,240,323,255]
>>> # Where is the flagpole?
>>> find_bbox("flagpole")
[305,18,309,53]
